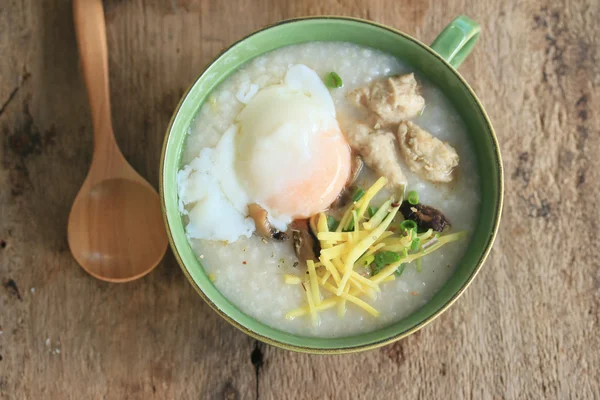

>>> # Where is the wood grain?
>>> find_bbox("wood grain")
[1,0,599,399]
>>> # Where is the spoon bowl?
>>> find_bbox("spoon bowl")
[68,0,167,282]
[68,178,166,282]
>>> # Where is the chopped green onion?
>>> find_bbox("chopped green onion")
[418,106,425,116]
[376,251,402,265]
[343,209,359,231]
[407,190,419,205]
[327,216,339,231]
[400,248,408,258]
[400,219,418,232]
[395,264,406,277]
[411,237,421,251]
[344,219,354,232]
[416,258,423,272]
[325,72,343,88]
[356,252,374,269]
[367,206,378,218]
[351,187,365,202]
[371,251,402,276]
[361,254,375,268]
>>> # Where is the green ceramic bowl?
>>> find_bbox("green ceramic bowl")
[160,16,503,353]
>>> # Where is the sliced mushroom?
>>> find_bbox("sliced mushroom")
[309,214,320,236]
[248,203,288,241]
[400,201,450,232]
[349,155,364,186]
[290,219,320,265]
[330,186,355,210]
[272,231,288,241]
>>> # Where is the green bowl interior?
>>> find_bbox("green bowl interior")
[162,18,501,351]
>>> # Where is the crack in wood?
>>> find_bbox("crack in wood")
[250,341,264,400]
[0,73,31,117]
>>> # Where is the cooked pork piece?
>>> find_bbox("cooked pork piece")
[345,123,407,194]
[396,121,459,183]
[348,73,425,126]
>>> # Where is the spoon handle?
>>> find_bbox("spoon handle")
[73,0,116,150]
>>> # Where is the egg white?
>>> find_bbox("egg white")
[177,126,255,242]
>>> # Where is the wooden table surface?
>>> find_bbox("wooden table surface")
[1,0,599,398]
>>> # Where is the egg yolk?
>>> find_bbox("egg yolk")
[263,128,351,219]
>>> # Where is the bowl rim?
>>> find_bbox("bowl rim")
[159,16,504,354]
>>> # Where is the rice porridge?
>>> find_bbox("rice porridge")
[178,42,480,337]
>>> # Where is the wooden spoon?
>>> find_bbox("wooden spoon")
[68,0,168,282]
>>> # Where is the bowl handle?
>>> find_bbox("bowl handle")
[430,15,480,69]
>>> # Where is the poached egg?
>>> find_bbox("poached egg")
[178,64,351,242]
